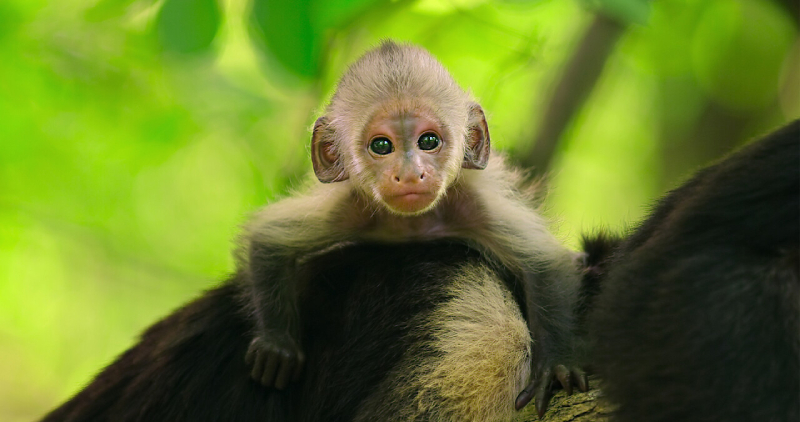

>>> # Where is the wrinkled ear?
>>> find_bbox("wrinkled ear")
[311,117,349,183]
[463,103,490,170]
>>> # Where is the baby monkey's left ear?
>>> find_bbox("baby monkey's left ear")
[463,103,490,170]
[311,116,349,183]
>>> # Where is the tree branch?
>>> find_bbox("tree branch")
[517,14,625,177]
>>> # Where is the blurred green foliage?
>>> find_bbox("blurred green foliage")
[0,0,796,419]
[158,0,222,54]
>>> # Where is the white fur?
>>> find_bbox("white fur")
[330,42,470,195]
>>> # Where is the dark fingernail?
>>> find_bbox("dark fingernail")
[535,397,546,419]
[515,390,533,410]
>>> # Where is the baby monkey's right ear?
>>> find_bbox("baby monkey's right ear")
[311,117,349,183]
[462,103,490,170]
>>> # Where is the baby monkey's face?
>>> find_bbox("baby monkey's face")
[358,105,458,216]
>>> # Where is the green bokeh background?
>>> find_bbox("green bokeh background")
[0,0,796,419]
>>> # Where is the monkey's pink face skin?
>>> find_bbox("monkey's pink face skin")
[362,109,453,215]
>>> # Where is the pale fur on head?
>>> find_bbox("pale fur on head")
[324,40,473,201]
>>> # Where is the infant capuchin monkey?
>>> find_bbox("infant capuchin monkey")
[240,40,584,416]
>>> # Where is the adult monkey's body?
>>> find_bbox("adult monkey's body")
[579,121,799,422]
[241,40,584,414]
[41,241,545,422]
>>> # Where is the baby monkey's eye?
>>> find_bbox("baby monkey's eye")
[370,137,394,155]
[418,133,441,151]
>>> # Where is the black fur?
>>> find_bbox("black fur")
[40,240,522,422]
[587,120,800,422]
[576,232,624,332]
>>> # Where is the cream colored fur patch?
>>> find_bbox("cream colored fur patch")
[355,262,532,421]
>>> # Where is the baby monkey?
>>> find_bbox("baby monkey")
[241,40,584,416]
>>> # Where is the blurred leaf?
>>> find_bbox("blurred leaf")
[250,0,386,78]
[691,0,794,111]
[250,0,320,78]
[621,0,706,77]
[156,0,221,54]
[582,0,650,25]
[311,0,388,29]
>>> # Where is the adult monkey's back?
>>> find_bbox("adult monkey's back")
[583,120,800,422]
[40,240,537,421]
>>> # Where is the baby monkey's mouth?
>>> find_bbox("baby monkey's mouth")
[395,190,430,197]
[384,191,436,215]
